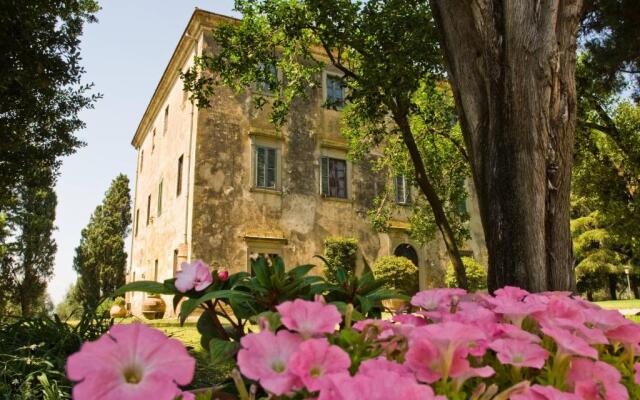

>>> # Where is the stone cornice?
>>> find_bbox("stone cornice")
[131,10,239,148]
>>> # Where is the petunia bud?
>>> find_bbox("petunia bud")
[218,270,229,282]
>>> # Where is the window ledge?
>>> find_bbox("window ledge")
[321,196,353,204]
[250,187,282,195]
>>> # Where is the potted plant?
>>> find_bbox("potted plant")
[372,256,419,311]
[142,293,166,319]
[109,296,128,318]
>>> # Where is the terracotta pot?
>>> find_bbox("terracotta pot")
[382,298,409,313]
[142,295,166,320]
[109,304,128,318]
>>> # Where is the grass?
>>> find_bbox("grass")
[115,316,234,388]
[595,299,640,310]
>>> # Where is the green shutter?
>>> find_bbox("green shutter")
[256,147,266,187]
[266,148,277,188]
[321,157,329,195]
[157,179,163,216]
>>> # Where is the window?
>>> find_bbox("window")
[132,271,136,282]
[163,105,169,135]
[257,63,277,93]
[173,249,179,275]
[325,74,345,109]
[154,259,159,281]
[146,194,151,225]
[140,150,144,171]
[255,146,277,189]
[135,209,140,236]
[395,175,411,205]
[176,155,184,196]
[321,157,347,199]
[157,179,163,217]
[152,129,156,152]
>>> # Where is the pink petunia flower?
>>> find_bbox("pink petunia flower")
[489,338,549,369]
[318,370,444,400]
[492,323,542,343]
[277,299,341,338]
[606,322,640,349]
[358,358,413,378]
[494,286,530,301]
[540,325,598,359]
[175,260,213,292]
[288,338,351,391]
[411,288,466,311]
[66,323,195,400]
[237,330,303,395]
[566,358,628,400]
[635,363,640,385]
[511,385,581,400]
[405,321,488,383]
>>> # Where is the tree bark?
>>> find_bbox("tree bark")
[429,0,583,292]
[394,113,469,290]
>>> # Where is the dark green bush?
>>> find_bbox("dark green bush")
[0,310,112,399]
[372,256,419,295]
[322,236,358,282]
[445,257,487,292]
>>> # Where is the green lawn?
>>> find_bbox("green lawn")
[115,316,233,388]
[595,299,640,310]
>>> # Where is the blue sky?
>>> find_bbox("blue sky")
[49,1,240,304]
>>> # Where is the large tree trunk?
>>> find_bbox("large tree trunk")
[430,1,583,292]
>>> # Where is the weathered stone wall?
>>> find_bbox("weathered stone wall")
[189,32,447,287]
[129,46,198,315]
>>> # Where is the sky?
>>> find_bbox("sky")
[49,1,240,305]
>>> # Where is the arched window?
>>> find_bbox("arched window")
[394,243,419,267]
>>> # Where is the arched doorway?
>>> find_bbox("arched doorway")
[394,243,419,267]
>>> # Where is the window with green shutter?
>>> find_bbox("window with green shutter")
[395,175,411,204]
[326,74,345,109]
[157,179,163,217]
[255,146,277,189]
[321,157,347,198]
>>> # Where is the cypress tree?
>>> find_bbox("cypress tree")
[73,174,131,308]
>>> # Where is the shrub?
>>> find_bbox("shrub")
[0,309,111,399]
[372,256,419,295]
[322,236,358,282]
[575,260,620,301]
[445,256,487,292]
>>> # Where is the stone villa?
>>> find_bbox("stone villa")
[127,9,485,315]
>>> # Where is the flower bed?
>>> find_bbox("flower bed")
[66,268,640,399]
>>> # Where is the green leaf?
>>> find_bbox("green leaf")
[179,290,254,323]
[289,264,315,278]
[208,338,240,364]
[253,311,282,332]
[172,294,184,313]
[273,256,285,276]
[196,311,218,337]
[112,281,175,297]
[251,256,272,288]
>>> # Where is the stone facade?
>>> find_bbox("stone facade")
[127,10,485,316]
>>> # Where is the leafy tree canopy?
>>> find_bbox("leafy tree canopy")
[0,0,100,212]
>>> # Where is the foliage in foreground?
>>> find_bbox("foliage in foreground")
[0,310,112,399]
[67,287,640,399]
[115,257,404,368]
